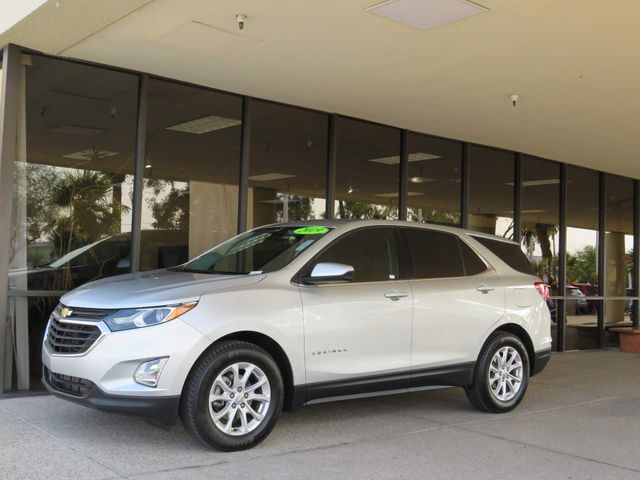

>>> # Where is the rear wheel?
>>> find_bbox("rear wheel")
[465,332,529,413]
[181,341,284,451]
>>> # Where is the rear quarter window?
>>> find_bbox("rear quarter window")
[471,236,536,276]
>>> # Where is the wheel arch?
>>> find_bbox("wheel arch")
[489,323,536,376]
[185,330,299,412]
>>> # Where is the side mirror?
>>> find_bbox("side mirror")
[302,262,354,285]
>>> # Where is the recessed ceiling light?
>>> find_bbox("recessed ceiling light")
[166,115,241,134]
[374,191,424,198]
[51,124,107,136]
[369,152,441,165]
[63,149,119,161]
[366,0,488,31]
[248,173,296,182]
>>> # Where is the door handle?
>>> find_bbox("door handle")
[384,291,409,301]
[476,284,495,294]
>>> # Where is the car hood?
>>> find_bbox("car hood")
[60,269,265,309]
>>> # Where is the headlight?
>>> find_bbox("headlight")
[103,302,197,332]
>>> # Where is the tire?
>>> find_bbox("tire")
[464,332,530,413]
[181,341,284,451]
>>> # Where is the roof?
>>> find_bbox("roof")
[258,219,520,245]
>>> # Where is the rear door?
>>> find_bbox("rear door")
[299,227,413,391]
[404,228,506,369]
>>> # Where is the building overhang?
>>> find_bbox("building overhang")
[1,0,639,178]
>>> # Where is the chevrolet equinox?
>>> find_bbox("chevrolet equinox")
[42,220,552,451]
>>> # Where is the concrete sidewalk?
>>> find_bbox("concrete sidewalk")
[1,350,640,480]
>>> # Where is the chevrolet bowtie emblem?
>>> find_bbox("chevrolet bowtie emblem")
[60,307,73,318]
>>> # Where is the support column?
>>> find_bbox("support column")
[0,45,22,396]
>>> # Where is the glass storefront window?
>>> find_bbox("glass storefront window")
[604,174,634,332]
[248,100,327,227]
[406,133,461,226]
[467,146,514,238]
[141,79,242,269]
[520,156,560,344]
[6,55,139,390]
[566,166,599,350]
[334,117,401,219]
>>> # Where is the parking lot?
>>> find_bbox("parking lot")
[1,350,640,480]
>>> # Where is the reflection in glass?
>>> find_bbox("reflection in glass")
[406,133,461,226]
[248,101,327,227]
[520,156,560,343]
[566,166,599,349]
[467,146,514,238]
[604,174,634,332]
[142,79,242,269]
[334,117,400,219]
[6,55,139,390]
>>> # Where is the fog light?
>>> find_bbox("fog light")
[134,358,168,387]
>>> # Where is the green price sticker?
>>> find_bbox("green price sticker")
[293,226,329,235]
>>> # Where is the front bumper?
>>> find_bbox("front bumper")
[42,314,212,424]
[43,366,180,425]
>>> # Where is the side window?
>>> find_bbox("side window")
[471,236,536,275]
[458,239,488,275]
[313,228,397,282]
[404,229,464,279]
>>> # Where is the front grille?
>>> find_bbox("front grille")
[55,304,112,321]
[44,366,94,397]
[46,317,102,354]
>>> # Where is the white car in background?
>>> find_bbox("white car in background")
[42,220,552,451]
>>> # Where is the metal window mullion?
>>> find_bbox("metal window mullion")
[597,172,606,348]
[130,74,147,273]
[513,153,522,243]
[0,44,22,396]
[398,130,408,221]
[634,180,640,329]
[237,96,252,233]
[460,143,469,229]
[325,114,337,220]
[557,163,567,352]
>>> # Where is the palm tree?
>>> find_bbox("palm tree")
[49,170,129,289]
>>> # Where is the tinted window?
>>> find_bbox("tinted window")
[472,236,536,275]
[458,240,488,275]
[313,228,397,282]
[405,229,464,279]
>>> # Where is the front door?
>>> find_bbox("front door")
[299,227,412,395]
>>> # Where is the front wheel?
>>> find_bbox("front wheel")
[181,341,284,451]
[465,332,530,413]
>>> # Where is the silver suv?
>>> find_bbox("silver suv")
[42,220,552,451]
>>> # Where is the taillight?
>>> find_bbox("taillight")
[534,281,550,301]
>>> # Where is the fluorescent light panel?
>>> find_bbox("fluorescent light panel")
[506,179,560,187]
[375,191,424,198]
[369,152,441,165]
[249,173,296,182]
[51,124,107,136]
[63,149,119,161]
[366,0,488,31]
[166,115,241,134]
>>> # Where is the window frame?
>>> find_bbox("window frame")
[293,226,403,285]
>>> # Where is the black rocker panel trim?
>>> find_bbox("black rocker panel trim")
[292,362,475,407]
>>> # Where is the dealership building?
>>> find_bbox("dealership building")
[0,0,639,394]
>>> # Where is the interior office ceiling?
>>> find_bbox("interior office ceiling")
[1,0,640,179]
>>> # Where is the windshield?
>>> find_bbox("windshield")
[177,225,332,275]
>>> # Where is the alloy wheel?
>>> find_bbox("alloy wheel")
[208,362,271,436]
[488,346,523,402]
